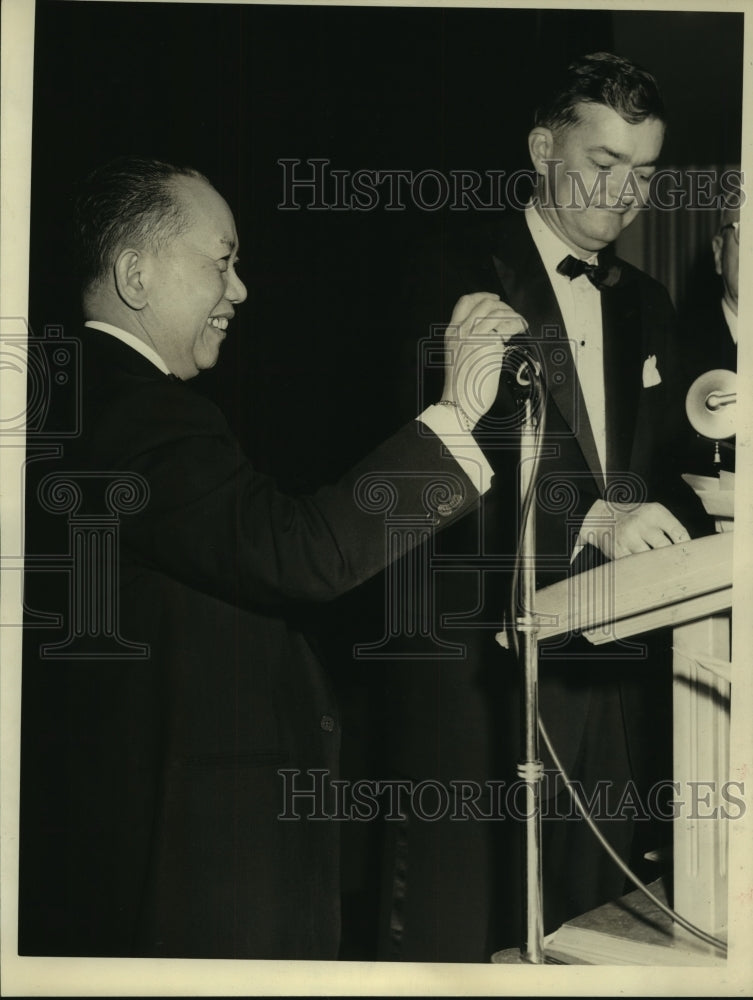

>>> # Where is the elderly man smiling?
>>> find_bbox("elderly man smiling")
[19,156,521,960]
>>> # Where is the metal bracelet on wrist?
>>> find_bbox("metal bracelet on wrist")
[438,399,474,432]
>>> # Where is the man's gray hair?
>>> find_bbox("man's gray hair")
[73,155,210,293]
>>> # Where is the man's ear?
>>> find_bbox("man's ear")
[114,248,148,309]
[528,127,554,178]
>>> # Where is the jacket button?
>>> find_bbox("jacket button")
[320,714,335,733]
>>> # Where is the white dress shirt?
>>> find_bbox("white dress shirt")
[525,203,607,486]
[418,403,494,494]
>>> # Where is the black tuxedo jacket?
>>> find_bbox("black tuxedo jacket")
[19,327,482,960]
[423,211,703,583]
[681,296,737,376]
[466,210,712,801]
[386,211,708,779]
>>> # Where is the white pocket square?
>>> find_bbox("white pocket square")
[642,354,662,387]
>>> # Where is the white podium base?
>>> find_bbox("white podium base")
[542,880,725,966]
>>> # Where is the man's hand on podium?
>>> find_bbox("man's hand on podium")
[578,500,690,560]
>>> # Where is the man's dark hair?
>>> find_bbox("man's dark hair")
[533,52,666,132]
[73,156,209,293]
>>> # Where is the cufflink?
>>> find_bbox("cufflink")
[436,493,464,516]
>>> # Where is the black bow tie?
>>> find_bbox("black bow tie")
[556,254,621,290]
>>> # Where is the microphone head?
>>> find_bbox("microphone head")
[501,340,544,404]
[685,368,737,439]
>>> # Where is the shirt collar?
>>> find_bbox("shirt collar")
[720,299,737,344]
[84,321,172,376]
[525,201,598,281]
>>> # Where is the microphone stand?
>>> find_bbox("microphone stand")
[493,355,545,965]
[516,392,545,964]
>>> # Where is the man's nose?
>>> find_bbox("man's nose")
[227,268,248,305]
[607,168,633,206]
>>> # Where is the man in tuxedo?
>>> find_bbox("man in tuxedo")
[379,52,708,961]
[18,156,522,959]
[681,197,740,474]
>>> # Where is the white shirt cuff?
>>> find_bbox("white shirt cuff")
[572,499,609,562]
[417,405,494,495]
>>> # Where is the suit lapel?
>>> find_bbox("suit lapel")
[716,301,738,371]
[489,218,603,488]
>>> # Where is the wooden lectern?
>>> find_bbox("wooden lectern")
[533,530,733,964]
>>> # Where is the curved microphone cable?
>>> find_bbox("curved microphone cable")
[506,343,546,660]
[538,715,728,955]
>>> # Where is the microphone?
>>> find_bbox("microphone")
[685,369,737,440]
[502,336,544,404]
